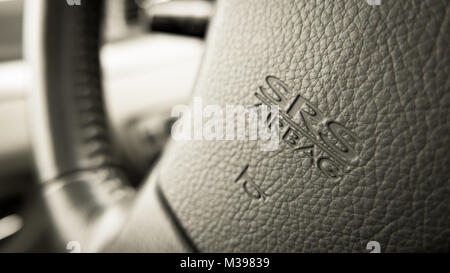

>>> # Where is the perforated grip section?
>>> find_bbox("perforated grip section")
[30,0,119,181]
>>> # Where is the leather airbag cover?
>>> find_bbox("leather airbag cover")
[156,0,450,252]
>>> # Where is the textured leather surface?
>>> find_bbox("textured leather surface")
[155,0,450,252]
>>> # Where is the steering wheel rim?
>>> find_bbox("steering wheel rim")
[25,0,133,252]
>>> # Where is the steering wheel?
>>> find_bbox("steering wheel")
[24,0,449,252]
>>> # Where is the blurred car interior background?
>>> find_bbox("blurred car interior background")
[0,0,212,251]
